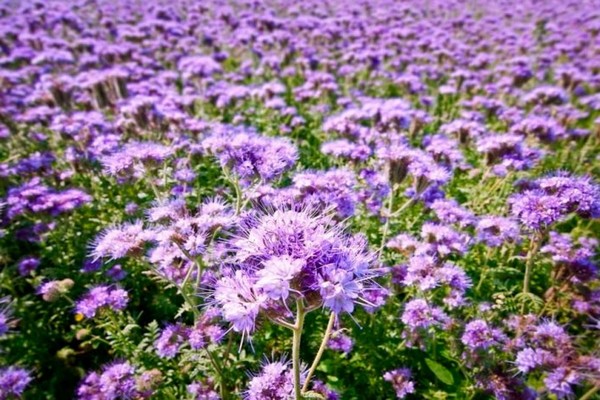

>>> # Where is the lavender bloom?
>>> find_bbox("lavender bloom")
[430,199,476,228]
[476,373,537,400]
[178,56,222,79]
[424,134,468,170]
[387,234,421,256]
[383,368,415,399]
[419,223,470,257]
[202,125,297,185]
[401,299,449,330]
[18,256,40,276]
[0,367,33,399]
[189,310,224,350]
[245,360,298,400]
[510,174,600,230]
[515,348,552,374]
[214,208,379,334]
[510,116,566,142]
[537,174,600,218]
[78,361,139,400]
[100,142,173,180]
[402,255,439,290]
[327,331,354,354]
[476,216,520,247]
[523,86,568,106]
[544,368,579,398]
[256,256,305,301]
[155,323,190,359]
[541,231,598,282]
[75,286,129,319]
[321,139,372,162]
[289,169,358,218]
[187,380,220,400]
[461,320,506,350]
[5,179,91,220]
[91,222,153,261]
[509,190,565,231]
[213,271,265,336]
[99,362,137,399]
[440,119,484,144]
[310,380,340,400]
[476,134,542,176]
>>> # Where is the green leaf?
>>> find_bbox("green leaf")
[302,391,326,399]
[425,358,454,385]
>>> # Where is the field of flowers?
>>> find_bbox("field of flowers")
[1,0,600,398]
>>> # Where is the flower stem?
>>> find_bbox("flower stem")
[302,312,335,394]
[521,232,542,314]
[580,385,600,400]
[292,299,306,400]
[379,184,397,257]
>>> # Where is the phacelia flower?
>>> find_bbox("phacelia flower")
[383,368,415,399]
[0,367,33,399]
[75,286,129,319]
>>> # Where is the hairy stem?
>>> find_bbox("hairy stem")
[521,232,542,314]
[292,299,306,400]
[379,184,397,257]
[580,385,600,400]
[302,312,336,394]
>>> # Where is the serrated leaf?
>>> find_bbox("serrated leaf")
[425,358,454,385]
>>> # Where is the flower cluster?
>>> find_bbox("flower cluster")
[75,286,129,319]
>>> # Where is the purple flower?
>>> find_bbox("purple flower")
[430,199,475,227]
[77,361,144,400]
[245,360,298,400]
[515,348,551,373]
[419,223,470,257]
[289,169,358,218]
[155,323,189,359]
[18,256,40,276]
[383,368,415,399]
[541,231,598,282]
[75,286,129,319]
[202,124,297,185]
[537,174,600,218]
[100,142,173,180]
[187,380,220,400]
[476,216,520,247]
[424,134,468,171]
[256,256,305,301]
[328,331,354,354]
[214,271,265,336]
[91,222,153,261]
[401,299,449,330]
[99,362,137,399]
[544,368,579,398]
[189,310,224,350]
[509,190,565,231]
[461,320,506,350]
[0,367,32,399]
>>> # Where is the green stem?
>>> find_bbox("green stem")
[292,299,306,400]
[390,197,415,218]
[580,385,599,400]
[233,178,243,214]
[521,232,542,314]
[379,184,396,257]
[301,312,335,394]
[475,248,493,294]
